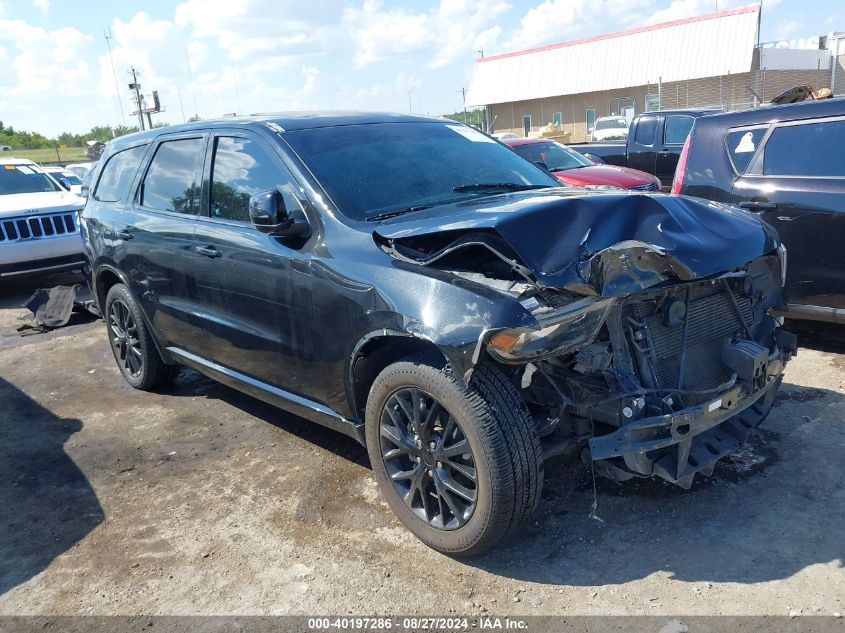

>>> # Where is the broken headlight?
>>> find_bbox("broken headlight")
[486,296,615,363]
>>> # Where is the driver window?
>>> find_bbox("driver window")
[210,136,297,223]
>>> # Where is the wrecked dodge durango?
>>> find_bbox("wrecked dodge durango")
[82,113,795,556]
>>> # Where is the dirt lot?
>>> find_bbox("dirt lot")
[0,272,843,616]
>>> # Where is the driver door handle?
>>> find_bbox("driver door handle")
[195,245,222,259]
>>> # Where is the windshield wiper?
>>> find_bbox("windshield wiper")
[452,183,550,193]
[364,203,436,222]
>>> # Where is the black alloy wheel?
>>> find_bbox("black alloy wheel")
[379,388,478,530]
[103,283,173,390]
[365,352,544,556]
[108,298,143,378]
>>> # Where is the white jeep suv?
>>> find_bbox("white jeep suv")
[0,158,86,278]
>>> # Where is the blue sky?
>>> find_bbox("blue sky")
[0,0,837,136]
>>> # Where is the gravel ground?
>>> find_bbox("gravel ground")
[0,272,843,616]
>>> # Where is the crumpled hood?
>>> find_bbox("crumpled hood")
[0,191,85,217]
[374,190,780,297]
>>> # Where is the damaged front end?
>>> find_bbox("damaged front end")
[375,192,795,488]
[515,256,794,488]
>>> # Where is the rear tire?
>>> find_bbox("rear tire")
[104,283,171,391]
[365,352,543,556]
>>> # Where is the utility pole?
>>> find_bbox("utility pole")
[128,67,145,131]
[459,87,467,123]
[104,28,126,127]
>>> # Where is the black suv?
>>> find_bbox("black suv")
[82,113,795,555]
[674,98,845,325]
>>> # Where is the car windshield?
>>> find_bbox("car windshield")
[595,118,628,130]
[510,141,593,172]
[0,164,61,194]
[282,121,558,221]
[60,172,83,185]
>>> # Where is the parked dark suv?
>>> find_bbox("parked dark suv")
[82,113,795,555]
[674,98,845,325]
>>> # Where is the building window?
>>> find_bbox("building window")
[522,115,532,136]
[552,112,563,127]
[645,93,661,112]
[586,108,596,137]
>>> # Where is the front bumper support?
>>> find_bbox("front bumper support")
[588,358,785,488]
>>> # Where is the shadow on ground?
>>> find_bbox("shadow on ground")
[160,365,844,588]
[470,381,844,586]
[0,377,104,596]
[165,368,369,467]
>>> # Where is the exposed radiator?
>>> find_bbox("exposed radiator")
[627,282,754,395]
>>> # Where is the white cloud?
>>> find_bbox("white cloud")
[300,65,319,96]
[644,0,779,26]
[32,0,49,12]
[344,0,510,69]
[0,18,91,97]
[507,0,651,50]
[175,0,345,61]
[774,17,803,39]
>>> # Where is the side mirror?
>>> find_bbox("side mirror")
[584,153,605,164]
[58,176,72,190]
[249,188,310,238]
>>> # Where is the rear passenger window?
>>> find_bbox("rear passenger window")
[725,127,767,173]
[93,145,147,202]
[664,116,694,145]
[762,119,845,177]
[634,116,657,145]
[210,136,287,222]
[141,138,205,214]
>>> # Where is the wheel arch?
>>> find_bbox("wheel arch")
[348,330,449,423]
[92,264,132,310]
[95,264,172,365]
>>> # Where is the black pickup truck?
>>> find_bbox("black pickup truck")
[571,109,719,187]
[675,97,845,325]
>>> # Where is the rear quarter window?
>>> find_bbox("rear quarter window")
[634,116,657,145]
[94,145,148,202]
[664,116,694,145]
[724,126,768,174]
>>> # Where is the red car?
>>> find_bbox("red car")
[503,137,662,191]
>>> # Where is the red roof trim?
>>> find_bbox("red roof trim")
[478,4,759,63]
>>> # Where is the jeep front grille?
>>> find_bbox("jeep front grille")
[0,212,78,242]
[625,281,754,398]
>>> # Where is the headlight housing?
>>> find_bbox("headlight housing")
[776,243,787,287]
[486,296,615,363]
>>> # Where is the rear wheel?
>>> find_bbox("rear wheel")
[105,283,172,390]
[365,352,543,556]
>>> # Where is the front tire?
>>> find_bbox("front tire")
[104,283,170,391]
[365,352,543,556]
